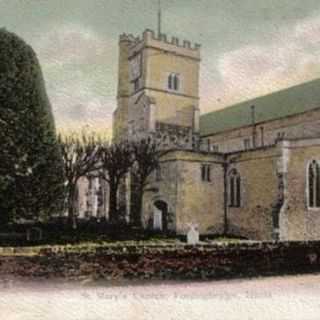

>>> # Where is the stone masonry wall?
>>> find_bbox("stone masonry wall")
[227,147,281,240]
[204,108,320,153]
[142,160,179,231]
[143,150,225,235]
[175,156,225,235]
[280,139,320,240]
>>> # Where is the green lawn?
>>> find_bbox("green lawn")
[0,236,247,256]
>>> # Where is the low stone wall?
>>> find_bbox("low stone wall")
[0,241,320,281]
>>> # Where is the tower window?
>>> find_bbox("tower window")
[173,74,179,91]
[201,164,211,182]
[168,73,180,91]
[229,169,241,207]
[308,160,320,208]
[168,74,173,90]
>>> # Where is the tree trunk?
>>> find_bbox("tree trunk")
[135,188,143,227]
[108,182,118,223]
[68,184,76,226]
[130,183,143,227]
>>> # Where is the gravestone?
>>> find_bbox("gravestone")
[187,223,199,245]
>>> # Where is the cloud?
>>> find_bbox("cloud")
[201,14,320,114]
[294,15,320,47]
[26,12,320,128]
[35,23,110,67]
[33,23,116,131]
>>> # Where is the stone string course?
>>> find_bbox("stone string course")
[0,241,320,281]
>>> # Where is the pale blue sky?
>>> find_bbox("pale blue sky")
[1,0,320,130]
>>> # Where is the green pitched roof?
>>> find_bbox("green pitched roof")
[200,78,320,137]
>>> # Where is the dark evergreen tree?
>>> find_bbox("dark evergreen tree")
[0,29,65,223]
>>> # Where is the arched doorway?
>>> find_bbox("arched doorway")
[153,200,168,231]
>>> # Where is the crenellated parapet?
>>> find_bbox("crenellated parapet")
[125,29,201,60]
[119,33,140,44]
[141,29,201,51]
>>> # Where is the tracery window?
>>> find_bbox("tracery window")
[308,160,320,208]
[201,164,211,182]
[168,73,180,91]
[229,169,241,208]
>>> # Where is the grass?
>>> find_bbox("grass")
[0,235,249,257]
[206,236,244,243]
[0,239,183,256]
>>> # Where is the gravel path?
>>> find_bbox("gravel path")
[1,274,320,320]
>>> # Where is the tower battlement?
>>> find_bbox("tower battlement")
[119,33,140,44]
[119,29,201,59]
[141,29,201,51]
[120,29,201,61]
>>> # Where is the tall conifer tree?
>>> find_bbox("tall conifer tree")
[0,29,65,223]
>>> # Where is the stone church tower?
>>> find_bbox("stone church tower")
[113,29,201,148]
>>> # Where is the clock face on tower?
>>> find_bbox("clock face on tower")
[129,53,142,81]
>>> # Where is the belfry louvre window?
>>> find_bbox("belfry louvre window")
[243,138,251,150]
[308,160,320,208]
[168,73,180,91]
[229,169,241,207]
[201,164,211,182]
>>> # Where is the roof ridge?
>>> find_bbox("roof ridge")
[200,77,320,137]
[201,77,320,118]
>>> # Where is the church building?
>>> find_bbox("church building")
[80,28,320,241]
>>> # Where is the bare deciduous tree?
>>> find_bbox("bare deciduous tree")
[98,141,134,223]
[58,133,100,227]
[130,138,161,227]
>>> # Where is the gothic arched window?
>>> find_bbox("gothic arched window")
[173,74,179,91]
[229,169,241,208]
[308,160,320,208]
[168,73,180,91]
[168,74,173,90]
[201,164,211,182]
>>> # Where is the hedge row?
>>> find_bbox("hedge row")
[0,241,320,281]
